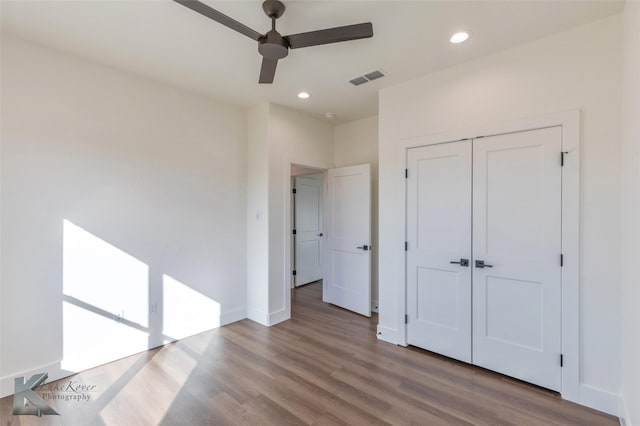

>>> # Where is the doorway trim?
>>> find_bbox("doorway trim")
[291,172,325,288]
[397,110,580,402]
[285,162,328,316]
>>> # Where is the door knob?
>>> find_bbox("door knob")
[317,233,323,237]
[450,259,469,267]
[475,260,493,268]
[356,245,370,251]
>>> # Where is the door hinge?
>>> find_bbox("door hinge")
[560,254,564,267]
[561,151,568,167]
[405,241,408,251]
[405,168,408,179]
[560,354,564,367]
[293,270,297,276]
[405,314,408,324]
[292,188,296,194]
[292,229,296,235]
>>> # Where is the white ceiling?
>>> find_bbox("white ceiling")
[1,0,623,124]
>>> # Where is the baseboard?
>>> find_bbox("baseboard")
[246,306,269,326]
[376,325,402,345]
[220,307,247,326]
[619,394,631,426]
[579,384,620,417]
[0,362,71,399]
[243,307,291,327]
[371,299,379,313]
[268,309,289,326]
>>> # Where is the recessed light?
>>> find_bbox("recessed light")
[324,112,336,120]
[297,92,310,99]
[450,31,471,44]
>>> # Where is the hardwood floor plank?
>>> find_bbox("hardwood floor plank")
[310,412,351,426]
[0,282,619,425]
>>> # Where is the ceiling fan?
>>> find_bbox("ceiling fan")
[174,0,374,84]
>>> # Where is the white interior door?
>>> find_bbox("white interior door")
[325,164,371,316]
[472,127,562,391]
[294,174,324,286]
[406,141,472,362]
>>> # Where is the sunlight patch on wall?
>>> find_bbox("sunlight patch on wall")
[62,219,149,371]
[62,301,148,372]
[163,274,220,342]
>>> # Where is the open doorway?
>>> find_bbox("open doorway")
[290,165,325,289]
[287,162,373,319]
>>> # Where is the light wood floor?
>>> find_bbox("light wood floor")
[1,282,618,425]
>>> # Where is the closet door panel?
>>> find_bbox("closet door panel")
[472,127,562,391]
[406,141,472,363]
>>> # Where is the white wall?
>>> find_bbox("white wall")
[620,2,640,425]
[246,103,270,324]
[0,36,247,396]
[378,15,622,414]
[245,103,334,326]
[334,116,379,310]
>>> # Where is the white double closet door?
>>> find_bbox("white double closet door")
[406,127,562,391]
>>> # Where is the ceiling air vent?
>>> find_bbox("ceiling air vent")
[349,76,369,86]
[364,70,385,81]
[349,69,386,86]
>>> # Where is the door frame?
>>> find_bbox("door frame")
[286,163,328,306]
[397,110,580,402]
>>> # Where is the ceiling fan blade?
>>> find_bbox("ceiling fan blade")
[285,22,373,49]
[173,0,262,41]
[259,57,278,84]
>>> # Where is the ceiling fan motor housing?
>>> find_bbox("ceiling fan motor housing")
[259,30,289,59]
